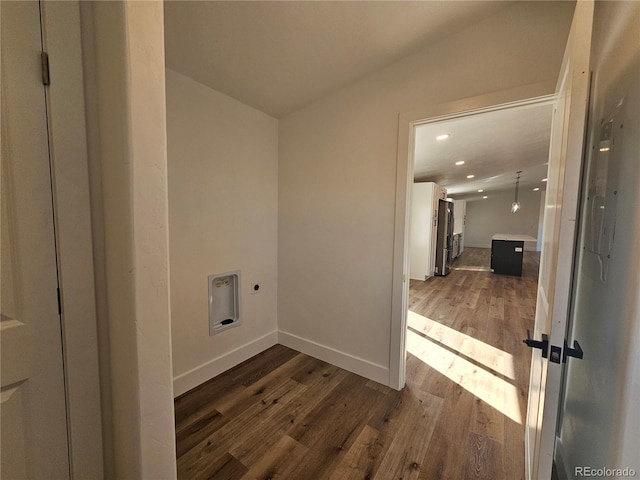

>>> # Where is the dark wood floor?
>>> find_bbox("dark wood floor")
[175,247,539,480]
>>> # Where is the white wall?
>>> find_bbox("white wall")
[82,3,176,478]
[166,69,279,396]
[464,188,543,251]
[278,2,573,385]
[557,2,640,477]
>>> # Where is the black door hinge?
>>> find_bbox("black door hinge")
[41,52,50,86]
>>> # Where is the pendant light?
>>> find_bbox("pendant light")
[511,171,522,213]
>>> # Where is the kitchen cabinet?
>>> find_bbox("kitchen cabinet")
[452,233,461,259]
[453,200,466,255]
[410,182,447,280]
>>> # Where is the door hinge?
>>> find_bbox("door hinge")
[41,51,50,86]
[57,287,62,315]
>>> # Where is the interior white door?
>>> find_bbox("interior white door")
[524,2,594,479]
[1,1,70,478]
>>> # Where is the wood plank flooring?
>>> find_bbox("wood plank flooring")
[175,247,539,480]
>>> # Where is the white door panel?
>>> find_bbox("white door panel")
[525,2,594,479]
[1,1,70,478]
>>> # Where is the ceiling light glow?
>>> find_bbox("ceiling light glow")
[533,187,540,191]
[477,189,483,193]
[455,161,465,165]
[436,134,450,141]
[483,196,488,199]
[542,178,548,182]
[466,174,474,179]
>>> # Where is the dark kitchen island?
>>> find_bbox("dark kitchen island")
[491,234,538,276]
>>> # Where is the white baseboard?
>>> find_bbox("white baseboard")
[173,330,278,397]
[277,330,389,386]
[173,329,390,397]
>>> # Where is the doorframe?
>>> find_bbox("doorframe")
[389,82,557,390]
[40,2,104,476]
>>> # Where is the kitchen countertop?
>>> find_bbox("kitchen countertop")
[491,234,537,242]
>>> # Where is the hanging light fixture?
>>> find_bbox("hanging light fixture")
[511,171,522,213]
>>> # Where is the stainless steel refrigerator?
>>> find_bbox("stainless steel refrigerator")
[435,199,454,276]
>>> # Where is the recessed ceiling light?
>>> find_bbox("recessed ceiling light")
[599,147,610,152]
[455,161,465,165]
[477,189,484,193]
[533,187,540,191]
[436,134,450,141]
[542,178,548,182]
[466,174,474,179]
[482,196,488,199]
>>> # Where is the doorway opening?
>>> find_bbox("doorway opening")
[391,94,556,475]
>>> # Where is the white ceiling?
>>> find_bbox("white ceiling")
[164,2,558,194]
[164,1,510,118]
[413,102,553,201]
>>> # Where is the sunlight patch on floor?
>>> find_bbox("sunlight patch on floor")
[450,266,492,272]
[408,310,516,380]
[407,328,523,424]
